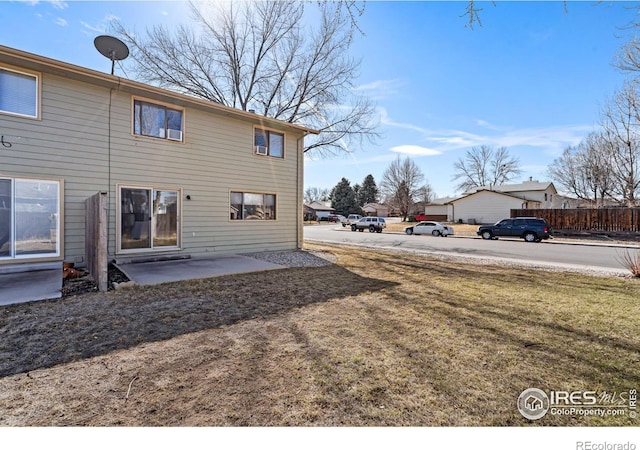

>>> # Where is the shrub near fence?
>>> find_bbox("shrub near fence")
[512,208,640,233]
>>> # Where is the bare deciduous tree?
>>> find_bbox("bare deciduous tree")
[416,182,436,205]
[547,132,615,205]
[304,187,329,204]
[600,81,640,206]
[615,36,640,75]
[549,82,640,207]
[452,145,521,192]
[113,0,379,157]
[462,0,568,29]
[380,156,425,221]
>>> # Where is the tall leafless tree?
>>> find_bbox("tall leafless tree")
[452,145,521,192]
[547,132,615,206]
[416,182,436,205]
[600,81,640,206]
[304,186,329,204]
[113,0,378,156]
[614,36,640,75]
[379,156,425,221]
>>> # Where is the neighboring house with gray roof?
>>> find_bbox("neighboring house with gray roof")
[362,202,389,217]
[447,189,542,224]
[435,179,560,224]
[303,201,334,220]
[463,179,559,209]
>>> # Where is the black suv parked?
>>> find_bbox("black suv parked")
[477,217,553,242]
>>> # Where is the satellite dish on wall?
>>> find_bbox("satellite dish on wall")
[94,35,129,75]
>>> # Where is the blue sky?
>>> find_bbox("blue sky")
[2,1,640,198]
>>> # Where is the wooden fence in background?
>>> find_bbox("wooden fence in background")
[512,208,640,232]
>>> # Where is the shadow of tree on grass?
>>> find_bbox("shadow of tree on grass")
[0,265,397,377]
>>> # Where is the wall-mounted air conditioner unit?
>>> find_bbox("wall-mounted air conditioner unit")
[167,129,183,141]
[255,145,268,155]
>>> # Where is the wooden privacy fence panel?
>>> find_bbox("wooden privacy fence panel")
[512,208,640,232]
[85,192,108,291]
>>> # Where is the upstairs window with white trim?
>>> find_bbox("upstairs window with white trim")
[133,99,184,141]
[0,67,38,118]
[254,128,284,158]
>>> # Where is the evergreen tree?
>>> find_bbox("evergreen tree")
[353,183,361,203]
[358,174,379,206]
[331,178,360,215]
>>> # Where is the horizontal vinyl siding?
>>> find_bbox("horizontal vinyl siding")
[107,91,302,259]
[0,72,110,264]
[453,191,525,225]
[1,69,304,264]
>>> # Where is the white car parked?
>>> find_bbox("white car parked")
[404,221,454,237]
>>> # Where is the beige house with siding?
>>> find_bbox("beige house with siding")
[0,45,317,273]
[447,180,558,224]
[465,180,559,209]
[448,190,540,225]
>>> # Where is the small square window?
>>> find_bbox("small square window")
[254,128,284,158]
[133,99,183,141]
[0,67,38,118]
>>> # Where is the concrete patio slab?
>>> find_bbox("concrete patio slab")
[116,255,286,286]
[0,262,62,306]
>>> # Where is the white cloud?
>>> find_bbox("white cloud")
[81,21,105,35]
[54,17,67,26]
[26,0,68,9]
[378,107,431,135]
[379,108,592,155]
[80,15,119,36]
[390,145,442,156]
[51,0,68,10]
[354,79,404,99]
[474,119,505,131]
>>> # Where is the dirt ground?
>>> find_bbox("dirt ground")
[0,245,638,427]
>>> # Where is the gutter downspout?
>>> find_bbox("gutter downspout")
[296,133,310,249]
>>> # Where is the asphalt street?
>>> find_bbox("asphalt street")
[304,223,640,275]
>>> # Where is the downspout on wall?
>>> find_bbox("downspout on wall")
[296,134,306,249]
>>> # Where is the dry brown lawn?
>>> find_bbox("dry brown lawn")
[0,243,638,426]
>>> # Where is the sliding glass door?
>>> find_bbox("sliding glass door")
[153,190,178,248]
[0,178,61,260]
[120,186,179,252]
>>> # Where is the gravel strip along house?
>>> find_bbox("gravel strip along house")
[0,44,318,301]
